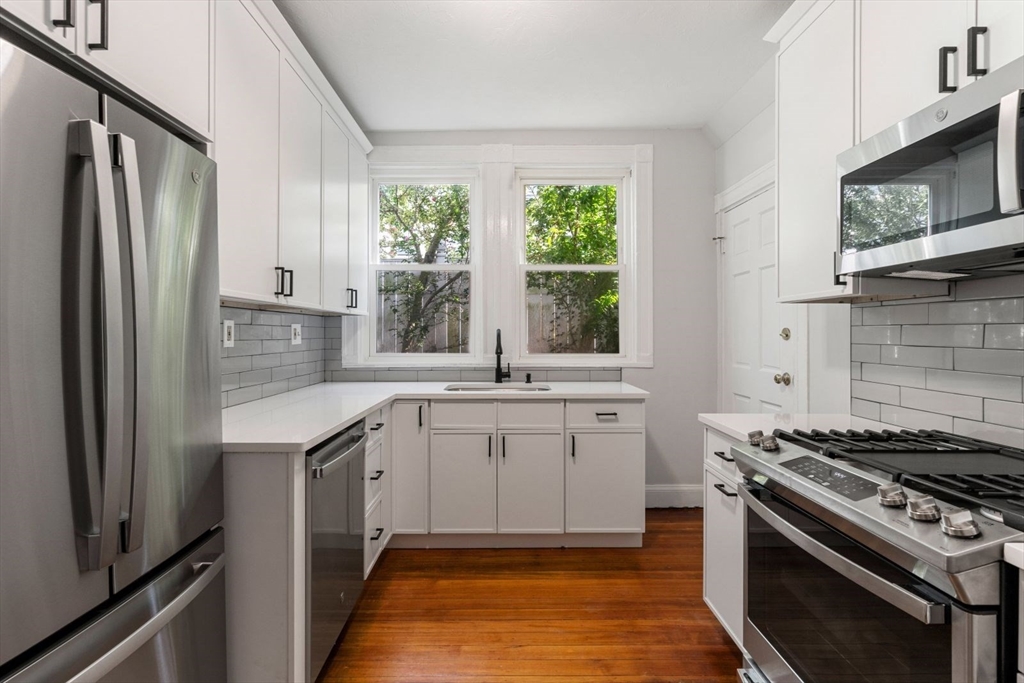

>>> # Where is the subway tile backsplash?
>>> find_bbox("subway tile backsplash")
[850,275,1024,448]
[220,307,332,407]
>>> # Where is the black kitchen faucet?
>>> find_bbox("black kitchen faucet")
[494,329,511,383]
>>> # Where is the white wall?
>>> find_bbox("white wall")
[715,105,774,192]
[368,129,718,506]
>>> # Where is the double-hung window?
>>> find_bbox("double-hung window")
[519,171,630,360]
[370,178,479,358]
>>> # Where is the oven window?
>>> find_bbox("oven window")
[840,104,1003,258]
[746,491,953,683]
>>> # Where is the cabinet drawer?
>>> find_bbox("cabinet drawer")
[498,401,564,430]
[366,408,386,446]
[364,498,384,578]
[566,401,644,429]
[705,428,739,481]
[431,401,497,429]
[365,441,383,511]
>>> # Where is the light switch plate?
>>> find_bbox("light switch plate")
[291,323,302,345]
[223,319,235,348]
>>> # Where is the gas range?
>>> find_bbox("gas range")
[731,428,1023,583]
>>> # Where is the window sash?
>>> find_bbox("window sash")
[369,175,481,361]
[516,173,629,359]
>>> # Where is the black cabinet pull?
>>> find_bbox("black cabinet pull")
[967,26,987,77]
[571,434,576,462]
[370,528,384,541]
[418,404,423,428]
[353,289,358,310]
[488,434,492,461]
[502,434,506,461]
[87,0,108,50]
[595,412,618,418]
[274,266,286,296]
[713,451,735,463]
[370,422,384,431]
[370,470,384,481]
[53,0,76,27]
[939,46,958,93]
[714,483,738,498]
[283,269,294,297]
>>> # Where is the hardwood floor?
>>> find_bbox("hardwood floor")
[319,509,742,683]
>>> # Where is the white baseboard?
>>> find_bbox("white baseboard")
[646,484,703,508]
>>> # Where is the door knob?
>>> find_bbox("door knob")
[774,372,792,386]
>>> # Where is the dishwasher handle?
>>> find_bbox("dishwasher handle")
[311,432,368,480]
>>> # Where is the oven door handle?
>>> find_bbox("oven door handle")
[739,486,947,625]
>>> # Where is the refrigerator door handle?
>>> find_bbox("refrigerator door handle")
[65,553,226,683]
[111,133,150,554]
[69,119,126,572]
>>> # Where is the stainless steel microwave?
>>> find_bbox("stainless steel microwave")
[836,57,1024,281]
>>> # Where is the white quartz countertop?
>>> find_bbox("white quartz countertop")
[1006,543,1024,570]
[223,381,649,452]
[697,413,900,443]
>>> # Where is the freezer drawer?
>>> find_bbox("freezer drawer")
[2,529,226,683]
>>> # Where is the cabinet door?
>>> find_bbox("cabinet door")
[0,0,76,51]
[392,402,429,534]
[278,59,322,309]
[566,432,644,533]
[776,0,854,301]
[430,432,496,533]
[321,111,350,313]
[860,0,972,141]
[347,142,370,315]
[703,467,744,648]
[380,404,393,547]
[977,0,1024,73]
[498,432,564,534]
[214,0,280,304]
[79,0,211,138]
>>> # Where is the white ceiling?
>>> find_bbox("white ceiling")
[273,0,792,133]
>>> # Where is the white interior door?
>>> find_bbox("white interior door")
[721,188,797,414]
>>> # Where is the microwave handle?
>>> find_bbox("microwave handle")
[739,485,947,625]
[997,88,1023,214]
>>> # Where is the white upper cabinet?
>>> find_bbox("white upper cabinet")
[1,0,211,138]
[214,0,280,305]
[347,143,370,316]
[776,0,855,302]
[79,0,211,138]
[0,0,76,51]
[278,59,323,309]
[976,0,1024,74]
[860,0,972,141]
[322,112,351,313]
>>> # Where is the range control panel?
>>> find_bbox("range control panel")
[780,456,878,501]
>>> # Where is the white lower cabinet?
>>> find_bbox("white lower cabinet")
[703,466,744,647]
[364,497,384,577]
[392,401,429,534]
[566,431,645,533]
[429,432,497,533]
[497,432,564,534]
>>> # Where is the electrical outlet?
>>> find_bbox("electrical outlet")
[291,323,302,345]
[223,319,235,348]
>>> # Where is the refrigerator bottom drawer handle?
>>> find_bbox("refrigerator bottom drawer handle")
[66,554,225,683]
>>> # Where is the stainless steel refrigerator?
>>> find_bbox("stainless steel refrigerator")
[0,33,225,682]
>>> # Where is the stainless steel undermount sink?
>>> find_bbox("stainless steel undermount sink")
[444,382,552,392]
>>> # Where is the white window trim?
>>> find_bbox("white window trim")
[344,144,653,368]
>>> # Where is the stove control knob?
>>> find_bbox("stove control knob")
[877,483,908,507]
[940,508,982,538]
[906,494,941,521]
[759,435,779,451]
[747,430,764,446]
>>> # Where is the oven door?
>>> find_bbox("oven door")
[740,483,998,683]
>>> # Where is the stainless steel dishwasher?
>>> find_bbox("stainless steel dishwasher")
[306,421,367,681]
